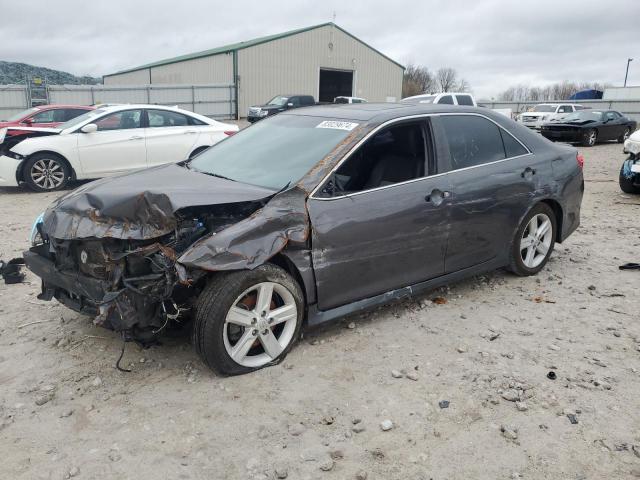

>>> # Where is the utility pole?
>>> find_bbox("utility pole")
[624,58,633,87]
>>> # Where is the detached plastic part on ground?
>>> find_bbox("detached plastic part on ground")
[0,258,25,284]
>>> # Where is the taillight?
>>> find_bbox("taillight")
[576,153,584,169]
[224,130,236,136]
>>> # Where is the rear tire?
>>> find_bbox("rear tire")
[23,153,71,192]
[193,264,304,376]
[582,129,597,147]
[508,203,557,276]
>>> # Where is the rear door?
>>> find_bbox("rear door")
[436,114,549,272]
[307,118,451,310]
[144,109,200,166]
[77,109,147,177]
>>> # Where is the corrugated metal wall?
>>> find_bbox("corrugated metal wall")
[104,54,234,86]
[0,86,29,119]
[479,99,640,122]
[237,24,404,114]
[0,85,235,119]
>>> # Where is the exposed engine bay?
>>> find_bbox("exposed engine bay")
[29,200,268,344]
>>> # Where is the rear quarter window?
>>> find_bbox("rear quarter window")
[438,95,454,105]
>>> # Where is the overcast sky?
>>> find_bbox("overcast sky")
[2,0,638,98]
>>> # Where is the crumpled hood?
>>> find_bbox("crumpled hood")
[41,163,276,240]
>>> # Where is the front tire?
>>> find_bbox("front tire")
[23,153,70,192]
[193,264,304,376]
[582,129,597,147]
[508,203,557,276]
[618,127,632,143]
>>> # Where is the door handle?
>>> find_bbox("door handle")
[521,167,536,177]
[425,189,451,206]
[129,135,143,140]
[184,130,197,134]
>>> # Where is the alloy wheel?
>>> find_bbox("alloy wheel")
[223,282,298,368]
[587,131,597,146]
[30,158,65,190]
[519,213,553,269]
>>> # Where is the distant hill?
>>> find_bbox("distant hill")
[0,61,101,85]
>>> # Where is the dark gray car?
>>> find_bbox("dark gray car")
[24,103,584,375]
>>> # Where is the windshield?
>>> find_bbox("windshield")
[4,107,39,122]
[58,108,105,130]
[560,111,603,122]
[532,105,557,113]
[267,96,289,106]
[188,115,358,189]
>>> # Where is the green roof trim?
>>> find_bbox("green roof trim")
[104,22,404,77]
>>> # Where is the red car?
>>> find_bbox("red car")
[0,104,94,147]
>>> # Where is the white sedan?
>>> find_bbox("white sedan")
[0,104,238,191]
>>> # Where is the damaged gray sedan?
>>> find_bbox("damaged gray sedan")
[24,104,584,375]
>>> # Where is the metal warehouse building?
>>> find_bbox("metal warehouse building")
[103,23,404,118]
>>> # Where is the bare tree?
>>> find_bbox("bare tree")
[456,77,471,92]
[402,64,435,98]
[436,67,458,92]
[498,81,612,101]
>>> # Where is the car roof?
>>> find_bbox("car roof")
[282,103,499,123]
[92,104,198,114]
[35,104,94,110]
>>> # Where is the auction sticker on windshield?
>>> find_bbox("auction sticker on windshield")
[316,121,359,131]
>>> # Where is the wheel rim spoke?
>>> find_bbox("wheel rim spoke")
[524,246,536,267]
[521,235,535,249]
[536,242,549,255]
[259,329,283,359]
[269,304,296,326]
[255,283,274,314]
[226,307,256,327]
[536,219,551,238]
[230,329,256,363]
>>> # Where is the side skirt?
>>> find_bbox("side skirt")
[306,257,505,327]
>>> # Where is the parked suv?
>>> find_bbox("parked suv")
[401,92,477,107]
[517,104,584,130]
[247,95,315,122]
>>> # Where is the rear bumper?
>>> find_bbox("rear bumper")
[0,155,20,187]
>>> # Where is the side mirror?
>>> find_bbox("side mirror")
[80,123,98,133]
[23,118,33,125]
[287,102,294,107]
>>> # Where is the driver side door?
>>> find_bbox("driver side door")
[307,118,451,311]
[76,109,148,177]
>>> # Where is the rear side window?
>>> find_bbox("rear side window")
[440,115,506,169]
[147,109,189,127]
[438,95,454,105]
[31,109,66,123]
[64,109,90,121]
[456,95,474,106]
[500,130,528,157]
[300,96,315,106]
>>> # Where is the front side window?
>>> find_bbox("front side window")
[59,108,106,131]
[328,122,428,195]
[147,109,189,127]
[300,96,315,106]
[558,105,571,113]
[267,96,288,106]
[31,109,65,123]
[456,95,474,106]
[606,111,621,120]
[439,95,454,105]
[94,110,142,131]
[440,115,506,169]
[288,97,300,107]
[188,114,356,190]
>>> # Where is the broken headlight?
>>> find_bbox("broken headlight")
[30,212,44,246]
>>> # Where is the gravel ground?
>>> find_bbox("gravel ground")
[1,142,640,480]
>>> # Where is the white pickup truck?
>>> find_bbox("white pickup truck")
[401,92,477,107]
[517,103,584,130]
